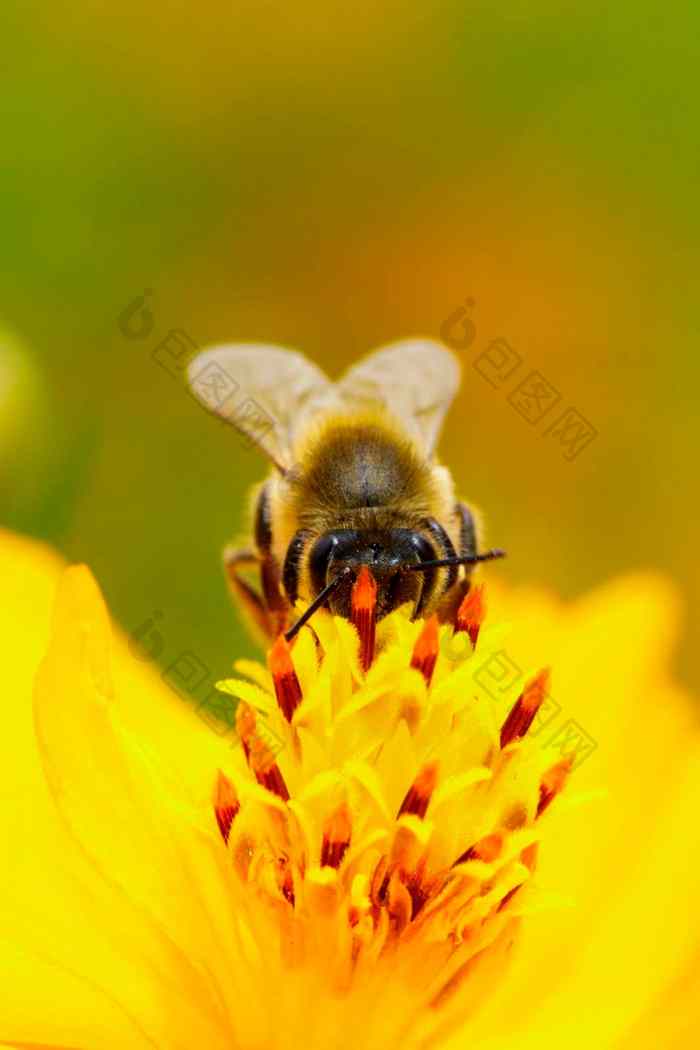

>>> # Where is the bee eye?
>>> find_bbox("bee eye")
[408,532,438,618]
[308,533,340,595]
[410,533,437,564]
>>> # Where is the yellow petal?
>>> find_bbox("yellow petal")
[3,529,698,1050]
[0,535,236,1047]
[444,574,700,1048]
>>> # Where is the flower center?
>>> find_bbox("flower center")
[213,575,573,1045]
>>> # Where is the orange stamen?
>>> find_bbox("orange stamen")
[268,633,303,722]
[213,769,240,844]
[387,871,413,934]
[455,584,486,647]
[351,566,378,672]
[370,855,389,907]
[404,867,437,920]
[453,831,503,866]
[497,883,523,912]
[276,857,295,906]
[235,701,257,762]
[237,701,290,802]
[249,737,290,802]
[500,668,551,748]
[410,615,440,685]
[537,754,574,816]
[521,842,539,871]
[320,802,352,869]
[398,760,439,819]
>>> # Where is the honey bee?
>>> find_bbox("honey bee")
[187,339,504,643]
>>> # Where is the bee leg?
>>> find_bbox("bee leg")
[259,554,290,636]
[253,482,291,636]
[436,502,479,624]
[418,517,458,620]
[223,546,279,644]
[456,501,478,561]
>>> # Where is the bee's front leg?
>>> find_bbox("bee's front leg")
[223,545,289,644]
[436,501,479,624]
[224,483,291,643]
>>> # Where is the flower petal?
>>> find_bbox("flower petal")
[444,574,700,1048]
[0,536,237,1047]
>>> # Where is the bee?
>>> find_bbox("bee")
[187,339,504,643]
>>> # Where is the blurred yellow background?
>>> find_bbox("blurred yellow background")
[1,1,697,699]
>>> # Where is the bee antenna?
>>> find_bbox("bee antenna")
[406,548,507,572]
[285,567,354,642]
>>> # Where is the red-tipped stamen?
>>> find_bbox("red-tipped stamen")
[405,866,439,920]
[235,701,257,762]
[279,863,295,906]
[398,761,439,819]
[268,633,303,722]
[213,770,240,844]
[387,871,413,933]
[410,615,440,685]
[236,702,290,802]
[370,855,390,907]
[521,842,539,871]
[352,566,378,672]
[537,754,574,816]
[320,802,352,869]
[249,737,290,802]
[497,883,523,912]
[455,584,486,647]
[500,668,551,748]
[453,831,503,866]
[268,630,302,722]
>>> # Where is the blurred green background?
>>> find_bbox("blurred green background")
[1,1,697,700]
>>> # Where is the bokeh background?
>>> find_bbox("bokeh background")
[2,1,697,702]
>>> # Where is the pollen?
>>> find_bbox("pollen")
[351,565,377,672]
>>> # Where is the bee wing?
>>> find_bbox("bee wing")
[186,343,334,471]
[336,339,461,456]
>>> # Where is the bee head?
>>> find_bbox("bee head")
[307,528,436,621]
[283,529,505,644]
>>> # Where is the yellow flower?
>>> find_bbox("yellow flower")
[1,527,699,1049]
